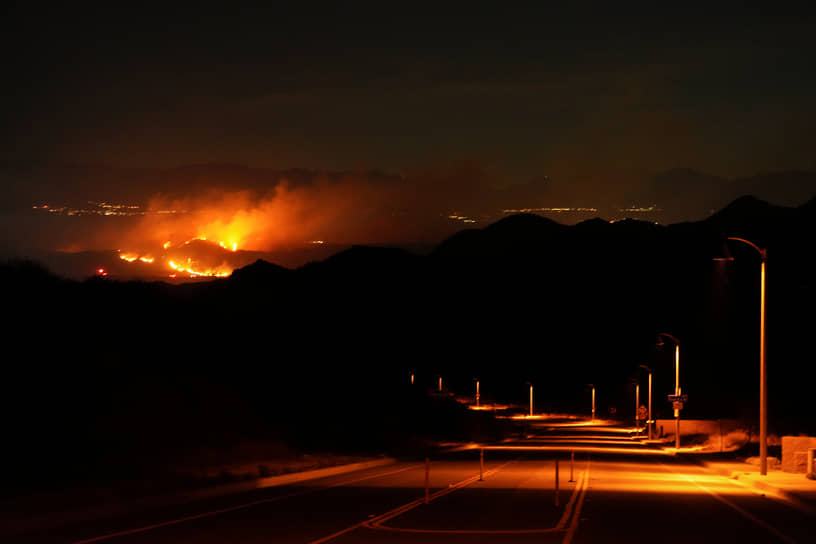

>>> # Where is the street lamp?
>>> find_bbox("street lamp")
[588,384,595,421]
[474,378,480,407]
[527,382,534,417]
[657,333,681,450]
[639,365,653,440]
[717,236,768,475]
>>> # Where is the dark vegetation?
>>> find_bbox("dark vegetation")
[2,195,815,495]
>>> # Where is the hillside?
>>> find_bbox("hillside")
[2,194,815,493]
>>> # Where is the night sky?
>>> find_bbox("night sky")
[2,4,816,251]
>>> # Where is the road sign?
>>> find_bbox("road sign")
[673,401,684,411]
[668,394,688,402]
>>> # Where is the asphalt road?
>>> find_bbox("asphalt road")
[10,451,812,544]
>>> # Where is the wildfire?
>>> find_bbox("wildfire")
[168,259,230,278]
[117,236,237,279]
[119,253,155,264]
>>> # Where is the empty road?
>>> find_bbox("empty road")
[10,422,814,543]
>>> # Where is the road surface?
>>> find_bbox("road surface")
[9,422,814,543]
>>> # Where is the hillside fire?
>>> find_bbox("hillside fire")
[118,238,239,278]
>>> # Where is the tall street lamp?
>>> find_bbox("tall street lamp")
[657,333,681,450]
[527,382,534,417]
[717,236,768,475]
[588,384,595,421]
[639,365,653,440]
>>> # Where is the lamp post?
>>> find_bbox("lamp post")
[718,237,768,475]
[475,378,480,407]
[657,333,681,450]
[528,382,534,417]
[635,383,640,433]
[588,384,595,421]
[639,365,653,440]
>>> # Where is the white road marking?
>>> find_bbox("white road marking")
[561,458,591,544]
[664,463,798,544]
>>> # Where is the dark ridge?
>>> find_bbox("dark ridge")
[798,194,816,212]
[229,259,291,282]
[298,244,421,277]
[0,258,66,284]
[431,213,567,262]
[702,194,791,238]
[428,228,483,259]
[572,217,610,231]
[482,212,566,234]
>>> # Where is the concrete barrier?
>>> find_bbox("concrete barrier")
[781,436,816,473]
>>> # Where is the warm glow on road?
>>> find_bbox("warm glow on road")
[484,444,672,455]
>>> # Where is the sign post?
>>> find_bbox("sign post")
[667,394,688,447]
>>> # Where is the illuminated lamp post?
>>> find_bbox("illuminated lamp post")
[639,365,653,440]
[529,383,534,417]
[716,237,768,475]
[588,384,595,421]
[656,333,681,450]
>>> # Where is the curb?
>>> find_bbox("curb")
[700,461,815,515]
[187,457,396,500]
[2,457,396,537]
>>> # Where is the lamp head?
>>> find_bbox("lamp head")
[713,235,735,262]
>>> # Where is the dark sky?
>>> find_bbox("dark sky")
[2,3,816,202]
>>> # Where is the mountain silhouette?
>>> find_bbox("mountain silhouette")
[4,192,816,493]
[228,258,291,283]
[626,168,816,224]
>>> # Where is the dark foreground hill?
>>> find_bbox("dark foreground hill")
[2,194,815,493]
